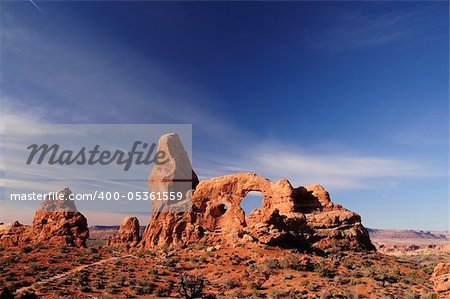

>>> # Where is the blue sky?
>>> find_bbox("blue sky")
[0,1,448,229]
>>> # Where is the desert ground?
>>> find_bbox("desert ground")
[0,226,448,299]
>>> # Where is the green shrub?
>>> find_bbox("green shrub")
[114,274,126,286]
[315,262,336,278]
[153,287,169,297]
[281,254,314,271]
[78,285,92,293]
[223,278,239,289]
[134,279,156,294]
[266,258,280,269]
[93,279,105,289]
[21,246,33,253]
[178,274,205,299]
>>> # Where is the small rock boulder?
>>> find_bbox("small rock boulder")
[109,216,141,247]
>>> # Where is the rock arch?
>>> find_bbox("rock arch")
[191,173,296,233]
[139,133,374,251]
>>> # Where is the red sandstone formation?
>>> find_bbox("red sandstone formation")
[432,263,450,294]
[0,220,30,247]
[1,132,374,254]
[0,188,89,247]
[108,216,141,247]
[148,133,198,213]
[140,133,374,252]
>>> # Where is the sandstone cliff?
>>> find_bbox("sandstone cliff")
[139,133,374,252]
[0,188,89,247]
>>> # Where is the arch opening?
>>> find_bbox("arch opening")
[210,203,228,218]
[240,191,263,217]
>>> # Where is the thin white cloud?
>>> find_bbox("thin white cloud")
[311,8,425,52]
[0,97,44,125]
[0,98,45,179]
[28,0,45,15]
[1,10,239,143]
[382,181,398,198]
[196,141,442,190]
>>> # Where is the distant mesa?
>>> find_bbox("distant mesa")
[367,228,448,240]
[0,187,89,247]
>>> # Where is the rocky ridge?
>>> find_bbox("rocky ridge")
[0,188,89,247]
[138,133,374,252]
[1,133,374,254]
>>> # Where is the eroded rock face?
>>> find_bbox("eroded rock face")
[140,134,374,252]
[0,188,89,247]
[432,263,450,294]
[148,133,198,213]
[108,216,141,247]
[142,172,374,251]
[32,188,89,247]
[140,133,199,246]
[0,221,31,247]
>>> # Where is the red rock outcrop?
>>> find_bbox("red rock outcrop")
[32,187,89,247]
[0,220,31,247]
[148,132,198,213]
[140,133,374,252]
[432,263,450,294]
[0,188,89,247]
[142,172,374,251]
[108,216,141,247]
